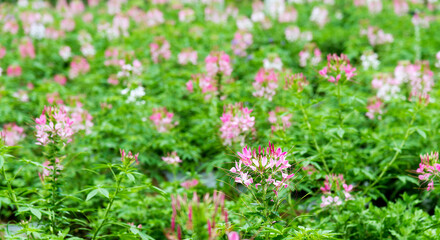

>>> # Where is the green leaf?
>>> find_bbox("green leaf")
[126,173,135,183]
[86,189,99,201]
[416,129,427,139]
[0,155,4,169]
[98,188,110,199]
[30,208,41,219]
[336,128,345,139]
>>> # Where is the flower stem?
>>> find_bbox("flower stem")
[298,99,330,173]
[92,174,124,240]
[363,108,418,195]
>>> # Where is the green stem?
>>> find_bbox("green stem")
[363,109,418,195]
[335,82,344,172]
[298,99,330,173]
[92,175,124,240]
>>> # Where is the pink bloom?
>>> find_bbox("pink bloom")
[150,37,171,64]
[150,107,178,132]
[69,57,90,78]
[268,107,292,131]
[35,106,75,146]
[7,65,22,77]
[19,40,36,59]
[178,49,197,65]
[220,104,255,146]
[205,52,233,77]
[253,68,278,101]
[1,123,26,146]
[162,152,182,165]
[180,179,198,189]
[54,74,67,85]
[231,31,253,57]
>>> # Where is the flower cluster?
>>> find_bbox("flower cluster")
[360,51,380,70]
[178,49,198,65]
[35,106,74,146]
[117,59,142,79]
[283,72,309,92]
[231,31,253,57]
[310,7,329,28]
[365,97,383,120]
[169,191,228,240]
[285,26,312,43]
[120,149,140,165]
[219,104,255,146]
[263,55,283,71]
[299,44,322,67]
[150,37,171,64]
[205,52,233,77]
[120,85,146,105]
[253,68,278,101]
[162,151,182,165]
[319,54,357,83]
[230,142,295,196]
[416,152,440,191]
[69,56,90,79]
[19,39,35,59]
[361,26,394,46]
[149,107,178,132]
[181,179,199,189]
[39,159,64,182]
[268,107,293,132]
[320,174,354,208]
[7,65,22,77]
[64,101,94,135]
[186,74,217,100]
[1,123,26,146]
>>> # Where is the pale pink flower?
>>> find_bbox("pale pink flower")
[162,152,182,165]
[59,46,71,61]
[231,31,253,57]
[366,98,383,120]
[1,123,26,146]
[150,108,178,132]
[268,107,292,132]
[320,174,354,208]
[205,52,233,77]
[39,159,64,182]
[310,7,328,28]
[319,54,356,83]
[416,152,440,191]
[69,57,90,78]
[278,7,297,23]
[60,18,75,32]
[361,26,393,46]
[12,89,29,102]
[150,37,171,64]
[180,179,198,189]
[253,68,278,101]
[146,9,164,27]
[35,106,75,146]
[393,0,409,16]
[178,49,198,65]
[178,9,195,23]
[19,40,35,59]
[54,74,67,85]
[220,104,255,146]
[299,45,321,67]
[0,46,6,59]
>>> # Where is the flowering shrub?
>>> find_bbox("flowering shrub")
[2,0,440,239]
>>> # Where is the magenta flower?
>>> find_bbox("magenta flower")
[319,54,356,84]
[205,51,232,77]
[320,174,354,208]
[416,152,440,191]
[230,142,295,195]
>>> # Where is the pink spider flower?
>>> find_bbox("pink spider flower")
[230,142,295,197]
[220,103,255,146]
[145,9,164,27]
[19,39,36,59]
[0,46,6,59]
[38,159,64,183]
[416,152,440,191]
[178,49,198,65]
[181,179,198,189]
[7,65,22,77]
[1,123,26,146]
[365,97,383,120]
[150,107,178,132]
[162,151,182,165]
[120,149,140,165]
[284,72,309,92]
[186,74,218,100]
[150,37,171,64]
[54,74,67,85]
[35,106,75,146]
[205,51,233,77]
[319,53,357,84]
[320,174,354,208]
[231,31,253,57]
[268,107,293,132]
[253,68,278,101]
[299,44,322,67]
[69,57,90,79]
